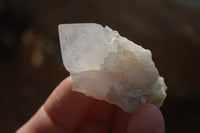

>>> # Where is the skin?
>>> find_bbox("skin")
[17,76,165,133]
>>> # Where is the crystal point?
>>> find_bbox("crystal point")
[59,23,167,113]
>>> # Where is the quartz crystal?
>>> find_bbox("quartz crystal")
[59,23,167,113]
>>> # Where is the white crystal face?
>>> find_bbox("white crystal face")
[59,23,167,113]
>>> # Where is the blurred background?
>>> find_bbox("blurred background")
[0,0,200,132]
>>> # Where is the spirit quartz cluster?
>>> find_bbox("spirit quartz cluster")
[59,23,167,113]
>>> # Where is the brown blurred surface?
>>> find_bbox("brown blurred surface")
[0,0,200,132]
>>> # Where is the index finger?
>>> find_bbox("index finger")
[43,76,93,132]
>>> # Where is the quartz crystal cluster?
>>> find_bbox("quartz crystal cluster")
[59,23,167,113]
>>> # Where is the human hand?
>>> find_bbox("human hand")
[17,76,165,133]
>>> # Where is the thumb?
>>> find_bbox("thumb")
[127,104,165,133]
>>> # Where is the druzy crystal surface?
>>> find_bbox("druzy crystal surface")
[59,23,167,113]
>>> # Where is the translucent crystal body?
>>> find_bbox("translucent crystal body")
[59,23,167,113]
